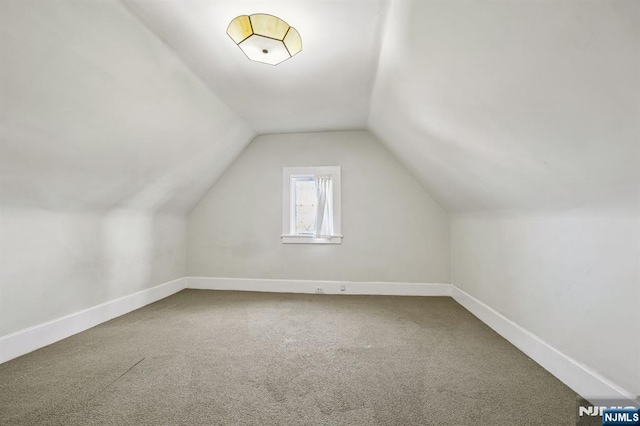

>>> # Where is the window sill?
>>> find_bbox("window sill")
[281,235,343,244]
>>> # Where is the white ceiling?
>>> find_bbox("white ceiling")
[1,0,253,213]
[123,0,639,213]
[122,0,389,134]
[369,0,639,212]
[2,0,637,215]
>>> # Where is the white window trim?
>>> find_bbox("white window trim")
[282,166,342,244]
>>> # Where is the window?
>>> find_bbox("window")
[282,166,342,244]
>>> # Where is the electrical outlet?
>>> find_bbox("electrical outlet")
[315,287,324,294]
[340,284,346,292]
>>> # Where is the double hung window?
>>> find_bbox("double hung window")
[281,166,342,244]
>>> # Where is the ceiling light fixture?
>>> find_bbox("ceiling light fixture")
[227,14,302,66]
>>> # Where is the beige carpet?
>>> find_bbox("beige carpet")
[0,290,580,425]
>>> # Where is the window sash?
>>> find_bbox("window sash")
[282,166,342,245]
[291,176,317,236]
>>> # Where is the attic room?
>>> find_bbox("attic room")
[0,0,638,425]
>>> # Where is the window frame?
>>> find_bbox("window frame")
[281,166,342,244]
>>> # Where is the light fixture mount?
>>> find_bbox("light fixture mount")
[227,14,302,66]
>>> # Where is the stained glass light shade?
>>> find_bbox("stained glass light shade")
[227,14,302,65]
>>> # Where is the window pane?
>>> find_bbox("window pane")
[294,179,317,235]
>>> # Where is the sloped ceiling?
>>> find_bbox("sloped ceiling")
[122,0,388,134]
[123,0,638,214]
[1,0,254,213]
[2,0,637,215]
[369,0,639,213]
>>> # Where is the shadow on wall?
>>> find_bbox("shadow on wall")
[103,209,154,302]
[0,207,186,338]
[116,116,252,214]
[0,106,248,338]
[101,208,187,310]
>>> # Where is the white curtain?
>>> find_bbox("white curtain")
[315,176,333,238]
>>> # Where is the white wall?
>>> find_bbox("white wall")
[0,0,252,337]
[0,208,186,336]
[371,0,640,400]
[451,206,640,398]
[188,131,450,283]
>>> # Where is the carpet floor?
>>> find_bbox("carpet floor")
[0,290,580,425]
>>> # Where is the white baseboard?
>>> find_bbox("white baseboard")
[0,277,187,364]
[451,286,639,405]
[186,277,453,296]
[2,275,635,406]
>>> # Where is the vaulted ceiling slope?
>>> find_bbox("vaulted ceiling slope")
[2,0,638,216]
[1,0,254,214]
[121,0,388,134]
[369,0,640,213]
